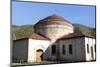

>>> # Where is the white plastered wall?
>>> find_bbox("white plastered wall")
[28,39,50,62]
[85,37,96,61]
[58,37,86,62]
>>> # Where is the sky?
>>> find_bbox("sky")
[12,1,96,28]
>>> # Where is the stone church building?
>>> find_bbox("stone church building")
[12,15,96,63]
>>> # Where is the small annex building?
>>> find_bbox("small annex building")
[12,15,96,63]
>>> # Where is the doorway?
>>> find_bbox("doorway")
[36,49,43,62]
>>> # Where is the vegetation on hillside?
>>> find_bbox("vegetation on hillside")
[12,25,34,40]
[73,24,96,37]
[12,24,96,40]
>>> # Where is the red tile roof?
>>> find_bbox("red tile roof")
[59,32,94,40]
[34,14,72,28]
[29,33,50,40]
[13,33,50,41]
[13,32,94,41]
[41,14,71,23]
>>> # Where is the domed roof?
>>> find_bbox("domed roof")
[42,14,70,22]
[34,14,72,27]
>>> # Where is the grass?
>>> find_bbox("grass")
[11,60,96,67]
[11,61,58,67]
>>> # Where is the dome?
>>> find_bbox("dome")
[34,15,74,40]
[34,14,72,28]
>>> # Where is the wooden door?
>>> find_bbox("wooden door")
[36,49,43,62]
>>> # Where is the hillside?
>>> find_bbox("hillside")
[12,24,96,40]
[12,25,34,40]
[73,23,96,37]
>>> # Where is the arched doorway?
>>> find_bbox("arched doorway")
[36,49,43,62]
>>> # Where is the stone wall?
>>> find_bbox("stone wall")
[35,24,73,41]
[58,37,86,62]
[12,39,28,63]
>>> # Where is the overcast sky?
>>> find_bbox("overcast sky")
[12,1,96,28]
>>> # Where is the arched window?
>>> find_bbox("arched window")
[87,44,89,53]
[52,45,56,55]
[37,49,43,52]
[62,45,66,55]
[69,44,72,54]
